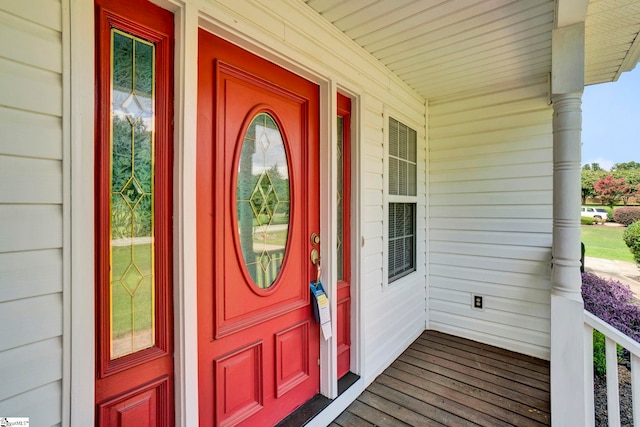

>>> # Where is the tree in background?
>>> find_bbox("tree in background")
[582,162,640,205]
[583,162,604,171]
[593,174,629,207]
[581,164,607,204]
[612,161,640,171]
[612,168,640,205]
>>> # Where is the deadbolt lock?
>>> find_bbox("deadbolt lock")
[310,232,320,246]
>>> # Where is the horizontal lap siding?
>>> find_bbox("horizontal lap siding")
[0,2,64,425]
[428,80,552,360]
[361,97,427,380]
[362,100,385,300]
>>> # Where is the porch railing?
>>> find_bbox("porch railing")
[584,310,640,426]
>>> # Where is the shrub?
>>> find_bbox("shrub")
[582,273,640,377]
[592,330,606,376]
[624,221,640,265]
[592,330,627,376]
[582,272,640,342]
[613,206,640,226]
[581,216,596,225]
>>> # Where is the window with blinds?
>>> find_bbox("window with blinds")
[389,117,417,197]
[388,203,415,281]
[388,117,417,283]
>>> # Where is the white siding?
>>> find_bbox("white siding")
[360,97,428,380]
[0,1,64,425]
[428,79,553,360]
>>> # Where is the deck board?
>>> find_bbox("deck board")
[390,360,549,425]
[329,411,375,427]
[421,333,549,374]
[331,410,375,427]
[333,330,550,426]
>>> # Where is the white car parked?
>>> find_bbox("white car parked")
[581,206,608,221]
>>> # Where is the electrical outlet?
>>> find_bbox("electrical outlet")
[473,295,484,310]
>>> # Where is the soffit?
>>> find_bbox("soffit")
[304,0,640,98]
[304,0,555,99]
[585,0,640,85]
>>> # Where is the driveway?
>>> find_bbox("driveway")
[584,256,640,298]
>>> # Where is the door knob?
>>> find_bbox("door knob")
[310,248,321,285]
[310,248,319,266]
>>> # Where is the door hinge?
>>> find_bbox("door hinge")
[317,358,321,366]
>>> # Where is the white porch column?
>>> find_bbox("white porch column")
[550,91,586,427]
[550,21,587,427]
[551,91,583,298]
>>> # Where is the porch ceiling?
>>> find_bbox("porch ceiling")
[303,0,640,99]
[585,0,640,85]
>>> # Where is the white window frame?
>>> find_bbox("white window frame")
[383,110,420,287]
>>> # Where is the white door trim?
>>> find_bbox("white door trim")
[67,0,96,425]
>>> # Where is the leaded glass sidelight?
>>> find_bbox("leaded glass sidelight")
[237,113,290,289]
[110,30,155,359]
[337,116,344,281]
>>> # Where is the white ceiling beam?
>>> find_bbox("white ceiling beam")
[552,22,585,94]
[555,0,589,28]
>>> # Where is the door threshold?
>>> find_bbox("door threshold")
[275,373,360,427]
[337,372,359,395]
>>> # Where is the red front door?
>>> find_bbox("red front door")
[94,0,174,425]
[196,31,320,427]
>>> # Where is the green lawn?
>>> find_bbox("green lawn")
[581,225,635,263]
[111,243,154,340]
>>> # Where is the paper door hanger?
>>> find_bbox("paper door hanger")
[310,281,332,340]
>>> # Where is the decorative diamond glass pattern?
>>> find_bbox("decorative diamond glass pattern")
[122,177,145,207]
[122,93,145,122]
[249,173,279,225]
[122,264,144,293]
[109,30,156,359]
[237,113,290,289]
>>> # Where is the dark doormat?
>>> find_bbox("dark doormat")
[275,372,360,426]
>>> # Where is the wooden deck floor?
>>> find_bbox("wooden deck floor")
[330,330,550,427]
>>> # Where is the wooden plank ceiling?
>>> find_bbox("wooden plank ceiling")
[303,0,640,99]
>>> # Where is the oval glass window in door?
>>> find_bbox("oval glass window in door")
[236,113,290,289]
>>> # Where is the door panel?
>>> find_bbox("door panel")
[197,31,320,427]
[214,342,264,425]
[97,376,169,427]
[94,0,174,425]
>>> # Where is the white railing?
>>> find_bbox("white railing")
[584,310,640,427]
